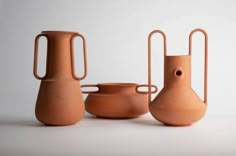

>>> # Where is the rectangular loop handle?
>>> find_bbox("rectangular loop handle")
[33,34,48,80]
[70,33,87,80]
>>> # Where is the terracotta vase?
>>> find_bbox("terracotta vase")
[33,31,87,126]
[148,29,208,126]
[81,83,157,119]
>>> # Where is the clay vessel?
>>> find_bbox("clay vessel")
[33,31,87,126]
[81,83,157,119]
[148,29,208,126]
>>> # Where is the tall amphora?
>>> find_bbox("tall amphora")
[148,29,208,126]
[33,31,87,126]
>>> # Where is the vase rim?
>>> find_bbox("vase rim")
[98,83,138,87]
[42,30,78,34]
[165,55,190,57]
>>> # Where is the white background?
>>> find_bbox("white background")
[0,0,236,155]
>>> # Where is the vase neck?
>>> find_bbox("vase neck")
[43,31,76,80]
[164,56,191,87]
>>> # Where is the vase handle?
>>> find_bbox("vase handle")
[148,30,167,103]
[189,28,208,104]
[33,34,48,80]
[71,33,87,80]
[81,84,99,94]
[136,84,158,94]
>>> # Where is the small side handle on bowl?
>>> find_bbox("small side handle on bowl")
[81,84,99,94]
[136,84,158,94]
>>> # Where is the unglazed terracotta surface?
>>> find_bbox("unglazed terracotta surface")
[148,29,208,126]
[33,31,87,126]
[81,83,157,119]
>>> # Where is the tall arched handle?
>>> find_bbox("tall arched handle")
[148,30,167,103]
[33,34,48,80]
[70,33,87,80]
[189,28,208,104]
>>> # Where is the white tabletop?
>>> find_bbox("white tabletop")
[0,113,235,156]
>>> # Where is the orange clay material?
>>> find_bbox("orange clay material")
[81,83,157,119]
[148,29,208,126]
[33,31,87,126]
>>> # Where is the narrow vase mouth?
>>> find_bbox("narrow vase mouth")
[42,30,78,34]
[98,83,138,87]
[166,55,190,57]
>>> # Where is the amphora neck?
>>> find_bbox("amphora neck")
[43,31,77,80]
[164,55,191,87]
